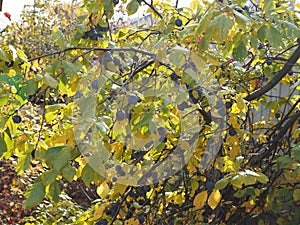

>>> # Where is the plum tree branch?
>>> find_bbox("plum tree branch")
[249,110,300,165]
[141,0,163,19]
[28,47,156,62]
[245,45,300,101]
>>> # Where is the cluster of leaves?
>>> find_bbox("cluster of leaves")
[0,0,300,224]
[0,0,79,58]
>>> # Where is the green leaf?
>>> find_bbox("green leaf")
[135,111,154,128]
[103,0,113,11]
[215,177,230,190]
[52,151,71,171]
[16,153,31,174]
[209,14,233,41]
[256,172,269,184]
[52,27,65,48]
[266,26,282,47]
[81,164,94,186]
[62,60,80,76]
[127,0,139,16]
[44,73,58,89]
[195,10,214,35]
[48,181,61,203]
[263,0,275,17]
[169,46,187,67]
[233,9,250,26]
[76,94,97,117]
[281,21,300,39]
[41,170,57,186]
[0,135,7,157]
[257,25,268,42]
[233,40,248,61]
[45,146,66,159]
[62,164,76,182]
[25,79,38,96]
[25,182,45,209]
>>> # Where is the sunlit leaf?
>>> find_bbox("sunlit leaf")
[25,182,45,209]
[97,181,110,199]
[208,189,222,210]
[193,190,208,210]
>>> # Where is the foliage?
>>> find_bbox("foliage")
[0,0,300,224]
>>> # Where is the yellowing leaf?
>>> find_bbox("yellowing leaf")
[113,183,127,195]
[236,96,247,112]
[8,69,16,77]
[112,142,124,159]
[174,193,185,205]
[97,181,110,199]
[94,207,105,220]
[124,218,139,225]
[231,103,240,114]
[256,172,269,184]
[193,190,208,210]
[229,115,240,129]
[293,189,300,202]
[208,189,222,210]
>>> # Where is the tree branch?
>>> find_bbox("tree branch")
[28,47,156,62]
[141,0,163,19]
[245,45,300,101]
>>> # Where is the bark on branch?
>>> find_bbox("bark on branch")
[245,45,300,101]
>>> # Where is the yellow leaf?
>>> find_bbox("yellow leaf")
[124,218,140,225]
[32,60,39,69]
[97,181,110,199]
[236,95,247,112]
[113,183,127,195]
[111,142,124,159]
[190,0,198,10]
[208,189,222,210]
[94,207,105,220]
[293,189,300,202]
[193,190,208,210]
[229,115,240,129]
[8,69,16,77]
[231,103,240,114]
[174,193,185,205]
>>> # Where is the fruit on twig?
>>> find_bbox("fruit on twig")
[229,127,237,136]
[225,102,232,109]
[128,94,140,105]
[175,18,182,27]
[116,110,126,121]
[12,115,22,123]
